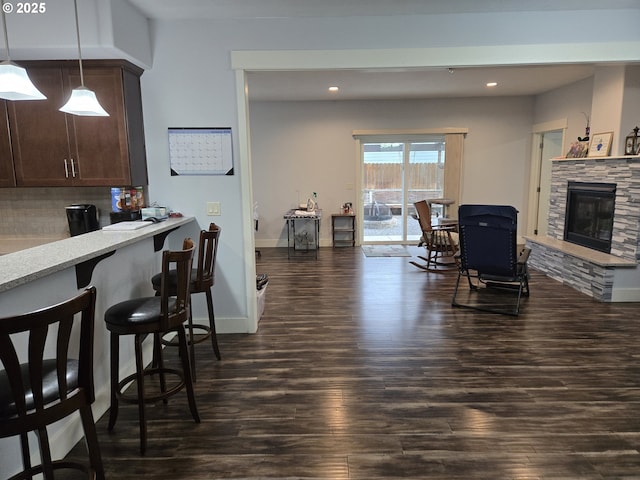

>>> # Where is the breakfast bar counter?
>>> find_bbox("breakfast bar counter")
[0,216,195,293]
[0,216,198,479]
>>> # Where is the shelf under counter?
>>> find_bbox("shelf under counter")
[0,217,196,293]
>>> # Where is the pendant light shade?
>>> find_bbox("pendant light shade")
[59,86,108,116]
[0,1,46,101]
[59,0,109,117]
[0,61,46,100]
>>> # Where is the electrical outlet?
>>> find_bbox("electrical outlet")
[206,202,221,216]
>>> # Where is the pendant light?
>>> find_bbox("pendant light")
[0,0,46,100]
[59,0,108,116]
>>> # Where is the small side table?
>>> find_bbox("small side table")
[428,198,455,220]
[283,209,322,259]
[332,214,356,247]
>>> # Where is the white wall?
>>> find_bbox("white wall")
[620,66,640,155]
[250,96,534,245]
[533,77,595,151]
[591,66,627,156]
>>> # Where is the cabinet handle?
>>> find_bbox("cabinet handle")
[71,158,76,178]
[64,159,69,178]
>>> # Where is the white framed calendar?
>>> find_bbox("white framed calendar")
[168,127,234,175]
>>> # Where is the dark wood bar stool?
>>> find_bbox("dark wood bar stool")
[151,223,222,381]
[0,287,104,480]
[105,239,199,455]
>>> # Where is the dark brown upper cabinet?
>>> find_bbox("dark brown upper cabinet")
[8,60,147,187]
[0,101,15,187]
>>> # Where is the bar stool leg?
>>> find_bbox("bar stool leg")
[177,326,200,423]
[205,289,221,360]
[153,332,168,404]
[187,305,197,381]
[134,334,148,455]
[108,333,119,431]
[80,405,105,480]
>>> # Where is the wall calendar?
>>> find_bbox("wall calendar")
[168,127,234,175]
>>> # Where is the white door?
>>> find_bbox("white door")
[536,130,563,236]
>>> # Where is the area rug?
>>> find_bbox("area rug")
[361,245,412,257]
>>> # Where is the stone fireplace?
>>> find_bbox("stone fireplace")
[526,157,640,302]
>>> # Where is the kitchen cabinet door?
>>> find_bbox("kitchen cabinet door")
[9,67,73,186]
[65,67,131,186]
[0,101,15,187]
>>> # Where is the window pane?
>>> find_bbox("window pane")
[363,143,403,242]
[408,140,445,220]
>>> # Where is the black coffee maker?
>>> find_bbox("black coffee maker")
[66,204,100,236]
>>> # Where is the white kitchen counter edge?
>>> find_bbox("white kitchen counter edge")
[0,217,195,293]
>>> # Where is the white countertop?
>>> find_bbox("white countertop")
[0,217,195,293]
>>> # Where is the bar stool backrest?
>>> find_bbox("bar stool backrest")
[0,287,102,479]
[194,223,221,292]
[158,238,195,332]
[0,287,97,429]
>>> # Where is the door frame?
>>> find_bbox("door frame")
[526,119,567,237]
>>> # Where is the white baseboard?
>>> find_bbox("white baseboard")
[610,288,640,302]
[213,315,255,333]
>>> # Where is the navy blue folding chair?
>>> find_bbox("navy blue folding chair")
[451,204,530,315]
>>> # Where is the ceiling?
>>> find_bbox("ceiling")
[245,65,597,102]
[126,0,634,101]
[127,0,637,20]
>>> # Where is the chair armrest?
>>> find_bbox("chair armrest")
[432,224,457,231]
[517,247,531,265]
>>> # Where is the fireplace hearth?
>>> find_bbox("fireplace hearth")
[564,181,616,254]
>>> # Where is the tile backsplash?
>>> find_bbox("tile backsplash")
[0,187,112,237]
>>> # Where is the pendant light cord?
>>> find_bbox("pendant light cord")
[72,0,85,87]
[1,0,12,61]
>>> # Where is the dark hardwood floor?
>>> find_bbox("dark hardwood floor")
[66,246,640,479]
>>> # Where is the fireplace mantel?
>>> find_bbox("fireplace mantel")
[552,154,640,162]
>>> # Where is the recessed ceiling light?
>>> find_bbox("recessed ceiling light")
[328,86,339,92]
[486,82,498,87]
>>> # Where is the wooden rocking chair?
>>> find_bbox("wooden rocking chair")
[410,200,459,271]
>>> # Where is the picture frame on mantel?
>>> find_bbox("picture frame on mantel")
[566,141,589,158]
[587,132,613,157]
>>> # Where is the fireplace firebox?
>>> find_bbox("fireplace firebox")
[564,181,616,253]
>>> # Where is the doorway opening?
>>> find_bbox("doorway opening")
[529,127,564,236]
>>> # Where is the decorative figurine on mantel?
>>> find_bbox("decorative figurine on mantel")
[624,126,639,156]
[566,112,590,158]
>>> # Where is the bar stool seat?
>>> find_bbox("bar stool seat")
[151,223,221,380]
[105,239,199,455]
[0,287,104,480]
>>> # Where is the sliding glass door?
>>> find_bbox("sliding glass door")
[362,137,445,244]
